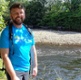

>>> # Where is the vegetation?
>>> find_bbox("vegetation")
[0,0,9,31]
[0,59,6,80]
[0,0,81,32]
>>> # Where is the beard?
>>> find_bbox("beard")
[12,17,25,25]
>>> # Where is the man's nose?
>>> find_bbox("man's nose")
[17,13,21,16]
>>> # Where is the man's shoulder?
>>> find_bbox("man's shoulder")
[1,26,9,35]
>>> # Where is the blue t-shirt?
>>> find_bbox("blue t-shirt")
[0,24,35,71]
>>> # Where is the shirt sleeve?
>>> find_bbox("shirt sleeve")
[31,32,35,46]
[32,37,35,45]
[0,27,9,48]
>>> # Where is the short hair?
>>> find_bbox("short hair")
[10,2,25,12]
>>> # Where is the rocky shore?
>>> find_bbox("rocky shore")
[33,29,81,46]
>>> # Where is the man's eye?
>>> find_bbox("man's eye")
[20,12,23,14]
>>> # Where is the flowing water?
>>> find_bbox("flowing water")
[0,44,81,80]
[33,44,81,80]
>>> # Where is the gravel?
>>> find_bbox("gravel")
[33,29,81,46]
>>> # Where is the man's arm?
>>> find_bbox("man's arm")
[1,48,19,80]
[30,45,38,77]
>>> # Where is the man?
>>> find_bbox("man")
[0,2,38,80]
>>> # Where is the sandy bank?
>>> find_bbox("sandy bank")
[33,29,81,46]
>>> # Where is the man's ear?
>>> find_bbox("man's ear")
[23,11,26,20]
[10,13,12,19]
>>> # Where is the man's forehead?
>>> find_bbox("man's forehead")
[10,8,25,12]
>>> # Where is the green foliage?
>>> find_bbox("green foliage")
[39,0,81,31]
[70,0,81,12]
[0,0,9,31]
[24,0,46,27]
[0,59,6,79]
[0,0,81,31]
[8,0,28,5]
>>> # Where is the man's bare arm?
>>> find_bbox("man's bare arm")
[30,45,38,77]
[1,49,19,80]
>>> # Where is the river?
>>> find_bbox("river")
[31,44,81,80]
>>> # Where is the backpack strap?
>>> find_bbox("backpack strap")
[23,24,32,35]
[9,22,14,55]
[9,21,13,41]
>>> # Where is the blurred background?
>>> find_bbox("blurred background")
[1,0,81,32]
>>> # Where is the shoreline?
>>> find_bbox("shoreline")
[33,29,81,46]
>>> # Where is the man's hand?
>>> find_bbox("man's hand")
[32,67,38,77]
[11,76,20,80]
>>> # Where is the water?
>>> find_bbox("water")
[33,44,81,80]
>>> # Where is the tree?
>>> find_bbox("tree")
[0,0,9,31]
[25,1,46,27]
[6,0,29,7]
[63,0,81,12]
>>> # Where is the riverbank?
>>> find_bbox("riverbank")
[33,29,81,46]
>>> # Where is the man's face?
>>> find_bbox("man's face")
[10,8,25,25]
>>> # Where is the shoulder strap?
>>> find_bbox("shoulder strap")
[8,22,14,55]
[9,21,13,41]
[23,24,32,35]
[9,23,32,38]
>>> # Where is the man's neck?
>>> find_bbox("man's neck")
[13,23,22,28]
